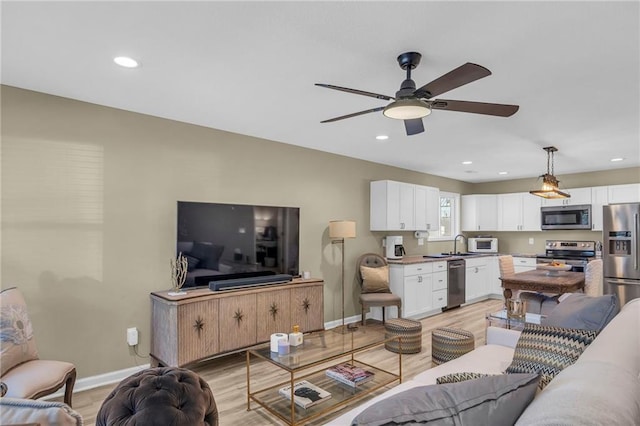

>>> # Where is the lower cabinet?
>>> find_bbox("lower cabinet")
[150,280,324,367]
[465,257,489,302]
[390,261,447,319]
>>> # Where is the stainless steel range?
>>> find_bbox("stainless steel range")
[536,240,597,273]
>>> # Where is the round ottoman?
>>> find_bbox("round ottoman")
[384,318,422,354]
[431,327,475,365]
[96,367,218,426]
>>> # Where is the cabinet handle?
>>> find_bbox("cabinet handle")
[401,223,405,229]
[418,276,423,283]
[302,297,311,314]
[269,302,279,321]
[475,267,479,273]
[233,309,244,326]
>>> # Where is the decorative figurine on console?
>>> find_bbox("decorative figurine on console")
[169,252,188,296]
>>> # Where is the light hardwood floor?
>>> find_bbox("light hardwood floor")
[56,298,503,425]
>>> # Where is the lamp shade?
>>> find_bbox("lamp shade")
[383,98,432,120]
[329,220,356,239]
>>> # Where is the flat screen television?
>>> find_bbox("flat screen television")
[177,201,300,288]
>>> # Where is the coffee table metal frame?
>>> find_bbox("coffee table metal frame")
[246,328,402,425]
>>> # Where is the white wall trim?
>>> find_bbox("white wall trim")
[43,363,150,401]
[44,315,376,400]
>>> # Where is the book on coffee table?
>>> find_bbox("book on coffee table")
[325,363,375,387]
[278,380,331,409]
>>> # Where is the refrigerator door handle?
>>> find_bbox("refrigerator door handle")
[635,213,639,271]
[606,278,640,286]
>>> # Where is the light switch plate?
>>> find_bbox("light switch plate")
[529,238,535,245]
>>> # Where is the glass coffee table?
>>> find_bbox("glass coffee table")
[486,309,544,330]
[246,327,402,425]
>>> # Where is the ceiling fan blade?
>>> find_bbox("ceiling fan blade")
[320,106,386,123]
[414,63,491,99]
[315,83,394,101]
[430,99,519,117]
[404,118,424,136]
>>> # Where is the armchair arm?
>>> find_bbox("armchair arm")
[486,326,521,348]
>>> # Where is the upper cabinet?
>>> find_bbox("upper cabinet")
[370,180,415,231]
[608,183,640,204]
[497,192,541,231]
[542,187,592,206]
[461,194,497,232]
[415,185,440,236]
[371,180,440,232]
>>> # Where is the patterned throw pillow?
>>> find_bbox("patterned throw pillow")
[436,372,493,384]
[0,288,39,376]
[360,265,391,293]
[505,323,597,389]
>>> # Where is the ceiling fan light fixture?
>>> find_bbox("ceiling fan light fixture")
[529,146,571,199]
[383,98,431,120]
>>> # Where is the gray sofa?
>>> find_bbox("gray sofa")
[327,295,640,425]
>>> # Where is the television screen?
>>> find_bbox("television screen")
[177,201,300,288]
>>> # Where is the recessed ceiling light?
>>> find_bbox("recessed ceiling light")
[462,161,473,165]
[610,157,624,162]
[114,56,139,68]
[498,171,508,175]
[375,135,389,140]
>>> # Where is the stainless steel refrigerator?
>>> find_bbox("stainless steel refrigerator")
[603,203,640,306]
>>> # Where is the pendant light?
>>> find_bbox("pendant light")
[529,146,571,199]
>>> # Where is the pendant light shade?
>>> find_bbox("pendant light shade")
[529,146,570,199]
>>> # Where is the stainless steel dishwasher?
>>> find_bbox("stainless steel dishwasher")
[446,259,466,310]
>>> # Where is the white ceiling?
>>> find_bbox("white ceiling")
[2,1,639,183]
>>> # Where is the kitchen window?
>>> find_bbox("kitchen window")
[431,191,460,240]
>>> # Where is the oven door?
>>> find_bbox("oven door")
[541,205,592,230]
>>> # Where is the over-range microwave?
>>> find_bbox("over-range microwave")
[541,204,592,230]
[468,237,498,253]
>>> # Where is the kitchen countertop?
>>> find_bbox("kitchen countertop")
[386,252,539,265]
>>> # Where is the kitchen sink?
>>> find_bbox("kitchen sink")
[423,254,451,259]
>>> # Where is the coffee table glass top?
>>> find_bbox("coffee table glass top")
[487,309,544,325]
[250,327,388,371]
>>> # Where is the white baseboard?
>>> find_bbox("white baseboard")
[43,363,150,401]
[44,314,378,400]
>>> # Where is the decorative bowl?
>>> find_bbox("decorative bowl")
[537,263,572,275]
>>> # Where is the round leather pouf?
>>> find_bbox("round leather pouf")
[384,318,422,354]
[96,367,218,426]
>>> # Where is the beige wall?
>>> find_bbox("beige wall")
[2,85,638,379]
[1,86,466,377]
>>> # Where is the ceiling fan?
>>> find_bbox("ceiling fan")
[316,52,519,136]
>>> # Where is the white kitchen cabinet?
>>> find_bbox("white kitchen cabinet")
[370,180,415,231]
[607,183,640,204]
[542,187,592,206]
[513,257,536,273]
[497,193,541,231]
[389,262,443,319]
[415,185,440,236]
[461,194,498,232]
[591,186,608,231]
[485,256,502,295]
[465,257,489,302]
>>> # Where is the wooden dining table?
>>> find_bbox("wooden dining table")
[500,269,585,301]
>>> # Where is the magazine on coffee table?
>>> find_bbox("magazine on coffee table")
[278,380,331,409]
[326,362,375,387]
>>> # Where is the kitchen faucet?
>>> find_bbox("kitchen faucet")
[453,234,467,255]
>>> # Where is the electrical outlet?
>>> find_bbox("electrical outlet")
[529,238,535,245]
[382,239,386,247]
[127,327,138,346]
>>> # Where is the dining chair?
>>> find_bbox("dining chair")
[584,259,603,297]
[356,253,402,325]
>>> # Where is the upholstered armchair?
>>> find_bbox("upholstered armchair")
[0,287,77,407]
[356,253,402,325]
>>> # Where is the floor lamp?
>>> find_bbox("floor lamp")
[329,220,356,333]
